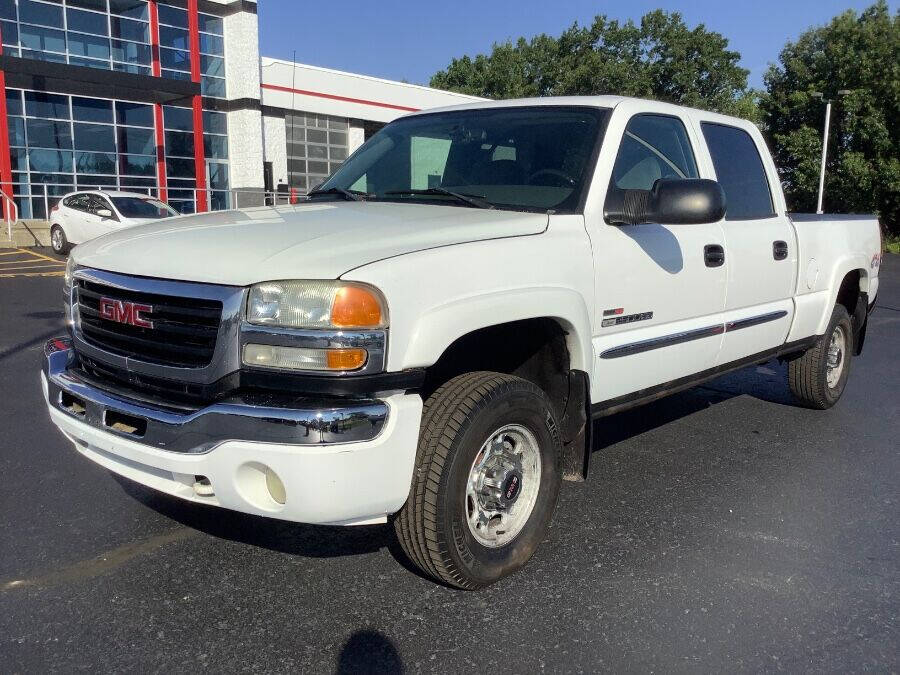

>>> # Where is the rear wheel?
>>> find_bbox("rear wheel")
[788,304,853,409]
[394,372,562,589]
[50,225,69,254]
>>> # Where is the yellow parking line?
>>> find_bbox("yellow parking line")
[0,263,65,271]
[18,248,64,264]
[0,250,31,256]
[0,257,65,264]
[0,271,64,277]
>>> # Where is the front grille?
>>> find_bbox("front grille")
[75,278,223,368]
[76,354,235,411]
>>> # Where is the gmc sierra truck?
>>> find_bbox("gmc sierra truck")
[43,97,882,589]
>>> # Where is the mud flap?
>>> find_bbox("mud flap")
[560,370,591,481]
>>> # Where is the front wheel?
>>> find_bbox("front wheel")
[50,225,69,255]
[788,304,853,409]
[394,372,562,589]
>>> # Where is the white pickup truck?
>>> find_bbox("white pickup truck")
[43,96,882,589]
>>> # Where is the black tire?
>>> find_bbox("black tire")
[50,225,69,255]
[394,372,562,589]
[789,304,853,409]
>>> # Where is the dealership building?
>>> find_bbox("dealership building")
[0,0,481,238]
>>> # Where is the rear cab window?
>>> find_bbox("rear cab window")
[700,123,775,220]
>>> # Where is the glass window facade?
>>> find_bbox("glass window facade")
[2,0,152,75]
[8,88,230,218]
[285,112,349,193]
[0,1,226,87]
[161,104,229,213]
[7,88,158,217]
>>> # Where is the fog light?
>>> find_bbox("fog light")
[265,467,286,504]
[242,343,367,371]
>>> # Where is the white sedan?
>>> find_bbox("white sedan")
[50,190,178,254]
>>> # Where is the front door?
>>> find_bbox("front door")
[588,111,727,404]
[81,194,118,240]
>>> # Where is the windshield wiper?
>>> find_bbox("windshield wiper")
[307,187,368,202]
[385,187,495,209]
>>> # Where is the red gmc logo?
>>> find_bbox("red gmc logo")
[99,297,154,329]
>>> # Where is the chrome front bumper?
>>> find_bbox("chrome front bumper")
[43,338,389,454]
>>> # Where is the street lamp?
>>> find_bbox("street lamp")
[811,89,851,214]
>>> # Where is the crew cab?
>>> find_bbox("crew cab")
[42,97,881,589]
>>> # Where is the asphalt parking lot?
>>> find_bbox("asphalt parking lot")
[1,253,897,673]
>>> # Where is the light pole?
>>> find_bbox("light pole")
[811,89,851,214]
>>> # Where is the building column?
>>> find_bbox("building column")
[187,0,207,212]
[148,1,167,203]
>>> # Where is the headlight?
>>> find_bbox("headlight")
[64,256,75,289]
[246,280,387,329]
[64,257,76,326]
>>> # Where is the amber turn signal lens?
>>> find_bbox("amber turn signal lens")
[325,348,367,370]
[331,286,385,328]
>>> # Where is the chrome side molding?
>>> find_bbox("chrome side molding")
[600,310,789,360]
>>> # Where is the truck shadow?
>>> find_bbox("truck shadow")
[591,360,797,451]
[114,361,799,569]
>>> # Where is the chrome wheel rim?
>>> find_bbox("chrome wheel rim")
[826,324,846,388]
[51,229,61,250]
[465,424,542,548]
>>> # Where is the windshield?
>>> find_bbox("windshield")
[320,106,608,213]
[111,197,177,219]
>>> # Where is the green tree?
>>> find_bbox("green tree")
[761,1,899,232]
[430,10,756,118]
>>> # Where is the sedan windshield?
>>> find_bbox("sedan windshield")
[111,197,177,219]
[319,106,608,213]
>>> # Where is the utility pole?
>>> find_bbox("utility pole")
[811,90,851,214]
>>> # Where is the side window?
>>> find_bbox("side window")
[88,195,110,214]
[611,114,698,190]
[701,123,774,220]
[65,194,89,211]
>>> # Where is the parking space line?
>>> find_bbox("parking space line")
[0,248,65,277]
[21,248,65,264]
[0,263,65,270]
[0,271,64,277]
[1,527,197,591]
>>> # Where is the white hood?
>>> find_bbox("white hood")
[72,202,548,286]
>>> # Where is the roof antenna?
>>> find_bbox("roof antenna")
[289,49,296,192]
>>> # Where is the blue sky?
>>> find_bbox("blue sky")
[258,0,896,90]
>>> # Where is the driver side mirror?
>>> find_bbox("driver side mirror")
[604,178,726,226]
[96,208,113,219]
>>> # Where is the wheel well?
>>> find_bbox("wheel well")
[836,269,868,355]
[836,270,861,316]
[423,318,590,480]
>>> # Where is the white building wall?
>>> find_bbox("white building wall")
[223,6,261,101]
[223,4,263,190]
[259,58,485,124]
[348,122,365,154]
[263,113,288,186]
[227,108,265,190]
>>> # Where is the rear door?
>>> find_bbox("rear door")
[695,121,795,365]
[587,107,727,404]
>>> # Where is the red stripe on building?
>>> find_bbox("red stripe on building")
[148,0,161,78]
[148,2,166,202]
[153,104,167,203]
[0,27,13,221]
[187,0,207,212]
[261,83,421,113]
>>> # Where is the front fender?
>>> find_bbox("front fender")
[341,220,596,375]
[399,286,593,373]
